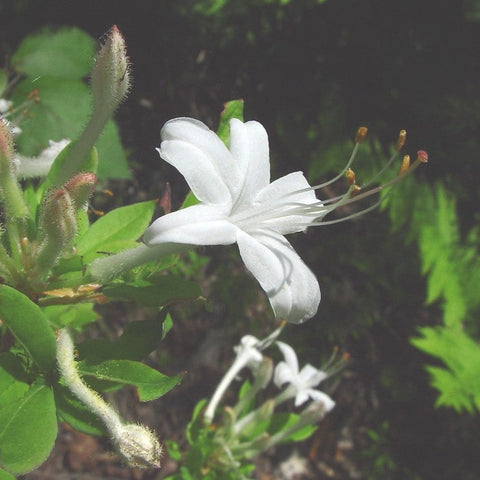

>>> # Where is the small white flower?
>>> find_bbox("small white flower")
[14,139,70,178]
[144,118,323,323]
[274,341,334,410]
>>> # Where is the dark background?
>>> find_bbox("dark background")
[2,1,480,479]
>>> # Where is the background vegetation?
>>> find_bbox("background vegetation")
[1,0,479,478]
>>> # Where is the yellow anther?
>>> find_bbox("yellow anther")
[345,168,356,185]
[355,126,368,144]
[395,129,406,151]
[398,155,410,176]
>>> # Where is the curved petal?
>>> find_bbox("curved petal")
[144,204,237,246]
[255,171,323,235]
[160,118,240,201]
[306,390,336,412]
[236,229,320,323]
[158,141,231,205]
[276,341,299,375]
[229,119,270,205]
[273,362,294,388]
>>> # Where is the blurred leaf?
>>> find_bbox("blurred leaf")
[0,285,56,372]
[42,304,99,330]
[75,201,155,261]
[12,27,95,78]
[79,359,183,401]
[103,276,203,307]
[0,468,16,480]
[0,383,57,475]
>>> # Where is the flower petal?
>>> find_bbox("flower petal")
[255,171,322,235]
[273,362,294,389]
[160,118,240,203]
[305,390,336,412]
[229,119,270,205]
[236,230,320,323]
[144,204,237,246]
[276,341,299,375]
[298,364,327,388]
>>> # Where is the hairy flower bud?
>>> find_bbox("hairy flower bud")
[0,118,28,219]
[36,187,77,272]
[112,423,162,469]
[91,25,131,117]
[64,172,97,210]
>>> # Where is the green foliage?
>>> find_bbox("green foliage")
[10,27,129,179]
[0,382,57,475]
[386,180,480,412]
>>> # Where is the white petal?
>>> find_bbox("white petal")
[298,364,327,388]
[158,142,231,205]
[276,341,299,375]
[236,230,320,323]
[144,204,237,246]
[255,172,322,235]
[273,362,294,388]
[306,390,336,412]
[160,118,240,202]
[229,119,270,205]
[294,390,310,407]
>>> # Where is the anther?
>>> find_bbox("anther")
[355,127,368,144]
[345,168,356,186]
[395,130,406,151]
[398,155,410,176]
[416,150,428,163]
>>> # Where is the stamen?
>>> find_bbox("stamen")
[398,155,410,176]
[355,126,368,144]
[345,168,356,186]
[395,129,407,151]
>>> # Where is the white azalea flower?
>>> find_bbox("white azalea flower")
[144,118,323,323]
[274,341,334,410]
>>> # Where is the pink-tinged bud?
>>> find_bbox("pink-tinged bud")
[64,172,97,210]
[91,25,131,116]
[416,150,428,163]
[36,188,77,272]
[0,118,14,170]
[0,118,29,219]
[159,182,171,214]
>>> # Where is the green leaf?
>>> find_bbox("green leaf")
[77,315,166,362]
[216,99,244,146]
[78,359,182,401]
[12,80,129,181]
[12,27,95,78]
[42,303,99,330]
[13,77,91,156]
[75,201,155,261]
[96,120,130,179]
[53,384,106,436]
[0,285,56,372]
[0,354,30,407]
[0,383,57,475]
[102,276,203,307]
[0,468,16,480]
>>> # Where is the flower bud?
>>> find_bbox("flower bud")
[36,187,77,272]
[91,25,131,117]
[112,423,162,469]
[64,172,97,210]
[0,118,28,219]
